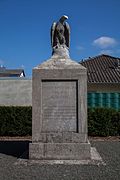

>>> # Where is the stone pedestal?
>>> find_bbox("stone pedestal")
[29,56,91,160]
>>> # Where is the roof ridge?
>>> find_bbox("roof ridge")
[6,69,24,70]
[80,54,120,63]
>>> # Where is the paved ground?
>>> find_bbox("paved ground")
[0,140,120,180]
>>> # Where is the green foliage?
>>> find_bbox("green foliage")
[0,106,119,137]
[0,106,32,136]
[88,108,120,136]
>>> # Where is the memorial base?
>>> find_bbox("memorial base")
[29,141,91,160]
[30,56,91,160]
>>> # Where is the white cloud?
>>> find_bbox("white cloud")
[99,49,113,55]
[93,36,117,48]
[76,46,85,51]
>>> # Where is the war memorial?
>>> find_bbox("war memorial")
[29,15,93,161]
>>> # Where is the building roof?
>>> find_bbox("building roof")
[0,68,25,77]
[80,54,120,83]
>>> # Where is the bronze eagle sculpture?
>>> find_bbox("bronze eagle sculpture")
[51,15,70,50]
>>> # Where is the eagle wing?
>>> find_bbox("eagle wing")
[51,22,57,48]
[64,22,70,48]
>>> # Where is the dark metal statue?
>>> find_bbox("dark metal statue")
[51,15,70,50]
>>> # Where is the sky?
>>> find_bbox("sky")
[0,0,120,77]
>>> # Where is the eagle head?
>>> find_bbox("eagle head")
[59,15,68,23]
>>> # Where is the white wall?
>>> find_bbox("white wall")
[0,78,32,106]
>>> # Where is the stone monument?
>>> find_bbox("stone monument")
[29,15,91,160]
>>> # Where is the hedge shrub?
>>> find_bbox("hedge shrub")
[88,107,120,136]
[0,106,32,136]
[0,106,119,136]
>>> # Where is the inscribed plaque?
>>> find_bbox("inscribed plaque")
[41,80,77,132]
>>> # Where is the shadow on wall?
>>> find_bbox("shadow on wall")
[0,141,31,159]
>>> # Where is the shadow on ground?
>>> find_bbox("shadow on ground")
[0,141,31,159]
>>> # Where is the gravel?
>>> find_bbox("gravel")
[0,140,120,180]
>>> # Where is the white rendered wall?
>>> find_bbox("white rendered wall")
[0,78,32,106]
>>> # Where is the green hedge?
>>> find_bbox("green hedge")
[0,106,119,136]
[0,106,32,136]
[88,108,120,136]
